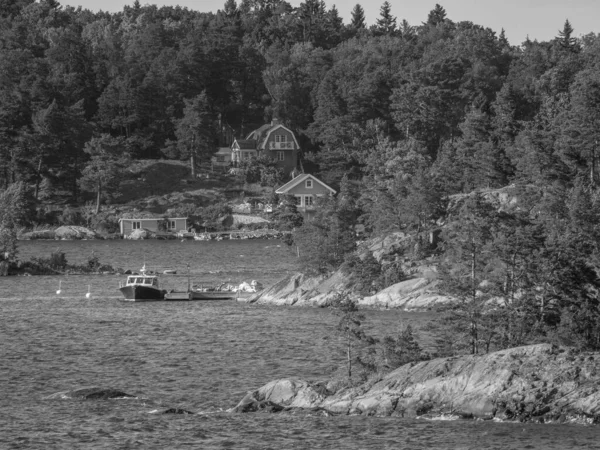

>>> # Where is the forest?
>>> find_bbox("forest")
[2,0,600,355]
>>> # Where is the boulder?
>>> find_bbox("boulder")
[45,387,135,400]
[231,379,326,413]
[127,228,155,240]
[55,226,102,240]
[232,344,600,423]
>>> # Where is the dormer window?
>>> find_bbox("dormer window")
[275,135,287,143]
[306,179,313,189]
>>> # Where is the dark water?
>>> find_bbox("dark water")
[0,240,597,449]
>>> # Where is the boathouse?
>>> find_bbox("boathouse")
[119,217,188,237]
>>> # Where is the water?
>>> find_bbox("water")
[0,240,597,449]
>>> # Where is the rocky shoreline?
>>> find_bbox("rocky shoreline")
[231,344,600,424]
[241,271,451,310]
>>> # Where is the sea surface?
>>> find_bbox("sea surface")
[1,239,598,449]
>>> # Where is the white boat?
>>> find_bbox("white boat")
[119,265,166,301]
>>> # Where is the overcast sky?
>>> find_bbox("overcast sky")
[62,0,599,46]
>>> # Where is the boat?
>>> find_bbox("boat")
[188,280,263,300]
[189,283,239,300]
[119,265,166,301]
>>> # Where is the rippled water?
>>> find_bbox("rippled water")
[1,240,597,449]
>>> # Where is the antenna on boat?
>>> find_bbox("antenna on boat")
[56,280,62,295]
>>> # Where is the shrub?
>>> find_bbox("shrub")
[49,249,67,270]
[341,252,382,295]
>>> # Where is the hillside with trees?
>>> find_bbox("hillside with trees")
[2,1,600,355]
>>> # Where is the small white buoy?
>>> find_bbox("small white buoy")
[85,285,91,299]
[56,280,62,295]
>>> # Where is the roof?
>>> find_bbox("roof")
[245,123,272,141]
[259,124,300,150]
[215,147,231,155]
[275,174,336,195]
[243,119,300,151]
[233,139,257,150]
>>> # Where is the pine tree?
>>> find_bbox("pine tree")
[350,3,366,29]
[438,193,498,355]
[426,3,446,26]
[375,1,396,35]
[557,19,578,51]
[79,135,129,214]
[172,92,218,177]
[398,19,415,41]
[0,182,32,263]
[331,292,377,382]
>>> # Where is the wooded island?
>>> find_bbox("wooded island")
[1,0,600,379]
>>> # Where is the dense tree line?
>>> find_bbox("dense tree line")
[2,0,600,352]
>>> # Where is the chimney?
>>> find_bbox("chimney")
[271,118,280,126]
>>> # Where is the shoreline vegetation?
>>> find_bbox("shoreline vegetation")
[5,247,120,277]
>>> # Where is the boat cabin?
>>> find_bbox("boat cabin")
[126,275,159,287]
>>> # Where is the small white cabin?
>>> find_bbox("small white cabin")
[119,217,188,237]
[126,275,159,287]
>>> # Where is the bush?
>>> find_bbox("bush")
[58,207,84,226]
[341,252,383,295]
[49,250,67,270]
[379,325,428,370]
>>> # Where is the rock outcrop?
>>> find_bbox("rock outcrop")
[241,271,352,307]
[232,344,600,424]
[19,229,57,240]
[360,277,450,310]
[55,226,102,240]
[242,271,452,310]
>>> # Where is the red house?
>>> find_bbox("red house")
[231,118,300,176]
[275,174,336,217]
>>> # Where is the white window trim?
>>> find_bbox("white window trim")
[305,179,313,189]
[278,151,284,161]
[132,221,141,230]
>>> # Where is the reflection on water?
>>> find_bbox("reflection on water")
[0,240,597,449]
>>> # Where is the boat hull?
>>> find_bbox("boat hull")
[189,290,259,300]
[119,285,166,301]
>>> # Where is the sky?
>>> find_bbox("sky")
[61,0,599,46]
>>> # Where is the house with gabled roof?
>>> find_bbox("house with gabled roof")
[231,118,300,176]
[275,173,336,216]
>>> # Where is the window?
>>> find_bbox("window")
[295,196,302,205]
[305,179,313,189]
[216,155,225,162]
[243,152,250,160]
[277,151,284,161]
[168,220,176,229]
[275,134,287,143]
[132,221,141,230]
[304,195,314,207]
